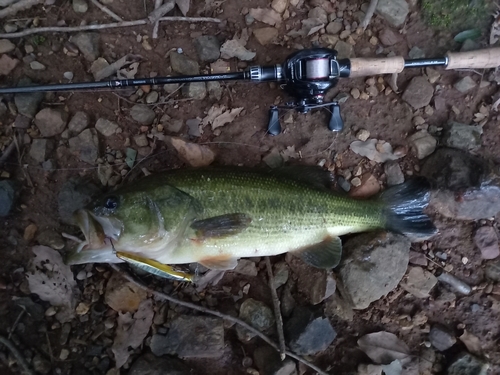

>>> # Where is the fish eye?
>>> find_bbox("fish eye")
[104,196,119,210]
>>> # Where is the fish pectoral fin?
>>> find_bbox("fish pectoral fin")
[293,236,342,269]
[191,213,252,239]
[198,255,238,270]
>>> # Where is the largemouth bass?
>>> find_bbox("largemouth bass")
[68,167,436,276]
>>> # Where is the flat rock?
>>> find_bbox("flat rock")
[285,306,336,355]
[335,40,355,59]
[130,104,156,125]
[68,111,90,135]
[95,118,119,136]
[0,54,19,76]
[129,353,191,375]
[474,226,499,260]
[72,0,88,13]
[182,82,207,100]
[194,35,220,62]
[170,52,199,75]
[407,130,437,159]
[339,231,410,309]
[207,81,223,101]
[236,298,275,342]
[69,33,100,61]
[152,316,224,358]
[378,28,403,46]
[454,76,476,93]
[442,122,482,152]
[58,177,100,224]
[15,79,43,118]
[253,27,279,45]
[0,39,15,54]
[29,138,55,163]
[429,325,456,351]
[35,108,68,137]
[447,352,489,375]
[69,128,99,164]
[376,0,409,27]
[402,76,434,109]
[0,180,17,217]
[400,266,437,298]
[253,346,297,375]
[384,161,404,186]
[326,21,343,35]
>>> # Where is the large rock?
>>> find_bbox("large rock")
[69,33,100,61]
[253,346,297,375]
[68,111,90,135]
[194,35,220,62]
[29,138,55,163]
[130,104,156,125]
[129,353,191,375]
[376,0,409,27]
[58,178,101,224]
[236,298,275,342]
[35,108,68,137]
[170,52,199,75]
[402,76,434,109]
[442,122,482,152]
[339,232,410,309]
[0,180,17,217]
[69,128,99,164]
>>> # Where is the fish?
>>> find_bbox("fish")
[67,166,437,277]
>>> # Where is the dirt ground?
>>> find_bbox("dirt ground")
[1,0,500,374]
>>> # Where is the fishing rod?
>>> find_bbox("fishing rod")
[1,47,499,135]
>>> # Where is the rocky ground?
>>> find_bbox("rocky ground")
[1,0,500,374]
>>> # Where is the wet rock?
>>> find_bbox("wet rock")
[253,346,297,375]
[68,111,90,135]
[400,266,437,298]
[335,40,354,59]
[253,27,279,45]
[58,177,101,224]
[152,316,224,358]
[378,28,403,46]
[30,61,46,70]
[376,0,409,27]
[474,226,499,260]
[408,130,437,159]
[170,52,199,75]
[69,128,99,164]
[421,148,484,191]
[0,39,15,54]
[95,118,119,136]
[429,325,456,351]
[236,298,275,342]
[129,353,191,375]
[15,79,44,118]
[454,76,476,93]
[339,232,410,309]
[0,54,19,76]
[207,81,223,101]
[32,353,51,374]
[402,76,434,109]
[194,35,220,62]
[182,82,207,100]
[37,229,65,250]
[69,33,100,61]
[384,161,404,186]
[308,7,328,24]
[29,138,55,163]
[72,0,88,13]
[447,352,489,375]
[35,108,68,137]
[442,122,482,152]
[285,307,336,355]
[326,21,343,35]
[233,259,258,276]
[0,180,17,217]
[130,104,156,125]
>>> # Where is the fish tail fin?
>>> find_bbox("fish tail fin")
[380,178,437,240]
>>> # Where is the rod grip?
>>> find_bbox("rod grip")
[446,48,500,70]
[348,56,405,77]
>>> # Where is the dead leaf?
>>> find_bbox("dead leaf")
[167,136,215,167]
[350,139,402,163]
[381,359,403,375]
[117,61,140,79]
[105,272,148,313]
[287,18,324,38]
[280,145,299,161]
[459,330,483,356]
[203,105,244,130]
[94,54,142,81]
[357,364,383,375]
[202,105,226,127]
[27,246,80,323]
[112,299,154,368]
[236,28,251,46]
[220,39,256,61]
[490,10,500,45]
[175,0,190,16]
[358,331,410,365]
[249,7,282,26]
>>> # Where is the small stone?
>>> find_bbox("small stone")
[207,81,223,101]
[446,352,489,375]
[72,0,88,13]
[68,128,99,165]
[335,40,355,59]
[145,91,159,104]
[63,71,74,80]
[233,259,258,276]
[402,76,434,109]
[429,325,456,351]
[0,39,15,54]
[14,114,31,129]
[95,118,119,136]
[35,108,68,137]
[339,30,351,39]
[376,0,409,27]
[0,54,19,76]
[426,67,440,84]
[3,23,18,33]
[253,346,297,375]
[271,0,288,13]
[400,266,438,298]
[29,139,55,163]
[366,85,379,97]
[30,60,46,70]
[134,134,149,147]
[182,82,207,100]
[326,21,343,35]
[32,353,51,374]
[442,121,482,152]
[130,104,156,125]
[351,177,361,187]
[68,111,89,135]
[413,116,425,126]
[384,161,404,186]
[407,130,436,159]
[378,28,403,46]
[454,76,476,93]
[129,354,192,375]
[69,33,100,61]
[98,163,113,186]
[76,302,90,315]
[253,27,279,45]
[485,259,500,282]
[273,261,289,288]
[170,52,199,75]
[408,46,425,59]
[14,79,43,118]
[349,173,380,198]
[474,227,499,260]
[23,223,37,241]
[236,298,275,342]
[59,349,70,361]
[308,7,328,24]
[369,36,378,45]
[166,119,183,133]
[45,306,57,317]
[163,82,180,94]
[351,88,361,99]
[194,35,220,62]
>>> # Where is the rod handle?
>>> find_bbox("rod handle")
[348,56,405,77]
[446,48,500,70]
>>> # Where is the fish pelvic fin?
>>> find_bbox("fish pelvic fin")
[380,178,437,241]
[293,236,342,269]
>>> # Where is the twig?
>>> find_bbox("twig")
[358,0,378,31]
[109,264,330,375]
[45,331,53,363]
[0,335,35,375]
[89,0,123,22]
[152,0,163,39]
[148,0,174,23]
[0,16,221,38]
[0,138,16,168]
[265,256,286,360]
[0,0,42,19]
[8,309,25,340]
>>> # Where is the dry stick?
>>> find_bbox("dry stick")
[109,264,330,375]
[358,0,378,31]
[0,16,220,38]
[152,0,163,39]
[147,0,174,23]
[0,0,42,18]
[265,256,286,360]
[0,335,34,375]
[8,309,25,340]
[89,0,123,22]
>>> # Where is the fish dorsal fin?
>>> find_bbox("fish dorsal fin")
[272,166,334,190]
[198,255,238,270]
[293,236,342,269]
[191,213,252,239]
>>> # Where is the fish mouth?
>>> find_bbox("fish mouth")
[73,209,107,252]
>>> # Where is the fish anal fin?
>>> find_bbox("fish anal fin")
[191,213,252,239]
[199,254,238,270]
[293,236,342,269]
